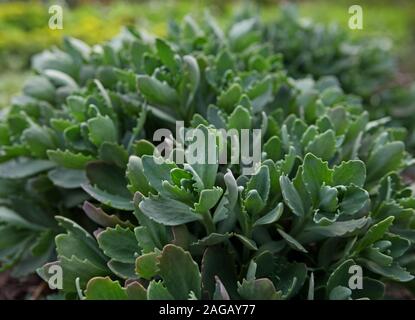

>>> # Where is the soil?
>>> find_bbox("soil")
[0,270,50,300]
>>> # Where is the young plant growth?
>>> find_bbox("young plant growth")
[0,12,414,299]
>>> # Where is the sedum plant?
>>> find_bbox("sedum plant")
[0,12,414,299]
[38,76,415,299]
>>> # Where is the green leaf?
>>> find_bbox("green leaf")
[227,105,251,130]
[217,83,242,113]
[181,55,200,108]
[138,75,179,107]
[47,149,94,169]
[23,76,55,102]
[339,185,369,215]
[362,260,414,282]
[48,167,87,189]
[302,153,333,205]
[66,95,86,122]
[82,184,134,211]
[194,187,223,213]
[97,225,140,264]
[87,115,118,147]
[264,136,282,161]
[156,38,178,71]
[82,201,132,228]
[185,125,219,190]
[244,190,265,216]
[133,139,155,157]
[22,125,56,158]
[246,165,270,203]
[300,217,369,243]
[139,194,201,226]
[98,142,129,168]
[135,251,160,280]
[56,256,108,293]
[319,185,338,212]
[354,217,394,253]
[0,206,44,231]
[201,246,238,299]
[126,156,153,195]
[125,281,147,300]
[253,203,283,227]
[329,286,352,300]
[238,278,282,300]
[85,277,128,300]
[327,259,355,296]
[0,158,55,179]
[192,232,232,248]
[55,216,107,266]
[277,228,308,253]
[367,142,405,182]
[274,260,307,299]
[141,155,176,193]
[157,244,201,299]
[108,260,137,280]
[280,175,305,217]
[147,280,174,300]
[86,162,131,197]
[333,160,366,187]
[234,234,258,250]
[306,130,336,161]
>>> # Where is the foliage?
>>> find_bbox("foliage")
[0,11,415,300]
[264,6,415,144]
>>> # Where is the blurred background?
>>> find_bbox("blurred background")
[0,0,414,108]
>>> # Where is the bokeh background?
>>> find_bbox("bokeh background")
[0,0,414,107]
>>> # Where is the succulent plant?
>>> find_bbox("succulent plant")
[0,12,414,300]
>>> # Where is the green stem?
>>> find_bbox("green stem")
[202,210,216,235]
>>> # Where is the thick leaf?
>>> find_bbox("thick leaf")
[135,251,160,280]
[48,167,87,189]
[237,279,282,300]
[300,217,369,243]
[141,155,176,193]
[302,153,333,205]
[227,105,251,130]
[339,185,369,215]
[253,203,283,227]
[280,175,305,217]
[194,188,223,213]
[139,194,201,226]
[97,225,140,264]
[138,75,179,108]
[333,160,366,187]
[306,130,336,160]
[147,280,174,300]
[87,115,118,147]
[277,228,308,253]
[47,149,93,169]
[201,246,238,299]
[85,277,128,300]
[82,201,132,228]
[82,184,134,211]
[157,244,201,299]
[367,142,405,182]
[354,217,394,253]
[0,158,55,179]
